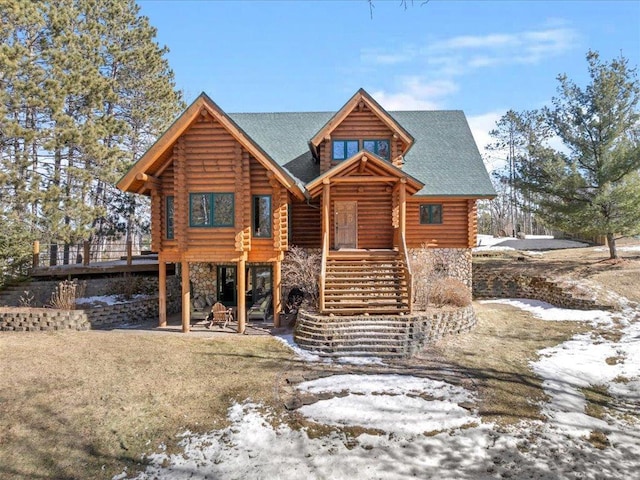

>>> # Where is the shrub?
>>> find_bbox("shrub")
[49,280,86,310]
[430,278,472,307]
[281,246,320,310]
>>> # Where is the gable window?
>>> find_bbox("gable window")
[363,139,390,160]
[166,196,174,239]
[252,195,272,238]
[419,204,443,224]
[190,192,234,227]
[332,139,359,161]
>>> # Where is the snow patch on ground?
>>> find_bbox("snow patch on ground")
[75,294,150,306]
[120,301,640,480]
[480,298,614,325]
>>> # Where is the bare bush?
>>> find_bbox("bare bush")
[19,291,35,307]
[430,278,472,307]
[49,280,86,310]
[281,246,320,310]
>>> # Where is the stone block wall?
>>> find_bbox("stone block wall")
[472,264,613,310]
[294,305,476,358]
[0,295,163,332]
[0,307,90,331]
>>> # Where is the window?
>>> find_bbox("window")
[363,139,390,160]
[166,196,174,239]
[419,204,443,224]
[252,195,271,238]
[189,193,234,227]
[332,139,359,160]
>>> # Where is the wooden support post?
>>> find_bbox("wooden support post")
[399,178,407,242]
[126,240,132,266]
[181,260,190,333]
[273,260,281,328]
[83,241,90,266]
[237,256,246,334]
[322,179,330,248]
[32,241,40,269]
[158,256,167,327]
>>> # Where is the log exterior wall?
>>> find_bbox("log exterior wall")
[318,104,406,173]
[330,184,394,249]
[151,113,289,263]
[406,198,476,249]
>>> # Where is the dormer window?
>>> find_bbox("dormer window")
[332,140,359,161]
[363,139,390,160]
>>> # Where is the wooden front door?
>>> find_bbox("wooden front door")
[334,201,357,249]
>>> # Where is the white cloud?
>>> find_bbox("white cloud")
[467,110,508,172]
[373,77,458,111]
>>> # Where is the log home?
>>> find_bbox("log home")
[117,89,495,333]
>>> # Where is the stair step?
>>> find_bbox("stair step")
[324,289,407,295]
[321,308,409,315]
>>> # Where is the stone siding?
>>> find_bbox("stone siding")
[0,295,163,332]
[295,305,476,358]
[472,264,613,310]
[409,247,472,288]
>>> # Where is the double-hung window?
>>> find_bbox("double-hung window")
[363,139,390,160]
[166,196,174,239]
[190,193,234,227]
[252,195,271,238]
[419,204,443,224]
[332,139,359,161]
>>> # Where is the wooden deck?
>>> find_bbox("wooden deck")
[30,256,170,278]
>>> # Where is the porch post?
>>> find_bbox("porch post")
[158,254,167,327]
[237,255,246,334]
[181,259,190,333]
[399,178,407,241]
[322,179,330,248]
[273,258,282,328]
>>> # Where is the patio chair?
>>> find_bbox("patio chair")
[205,302,232,329]
[247,294,272,322]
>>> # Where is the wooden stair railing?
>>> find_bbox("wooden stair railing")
[321,249,410,315]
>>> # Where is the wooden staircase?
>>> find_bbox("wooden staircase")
[321,250,411,315]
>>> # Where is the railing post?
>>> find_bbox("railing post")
[32,241,40,269]
[126,240,132,266]
[83,241,90,266]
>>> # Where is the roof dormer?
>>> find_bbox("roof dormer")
[309,88,414,173]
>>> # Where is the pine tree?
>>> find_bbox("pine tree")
[495,51,640,259]
[0,0,183,271]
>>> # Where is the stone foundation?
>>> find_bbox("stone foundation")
[294,305,476,358]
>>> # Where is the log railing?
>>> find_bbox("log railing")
[319,231,328,312]
[399,232,413,313]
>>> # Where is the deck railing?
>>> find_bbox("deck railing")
[319,231,328,312]
[32,239,152,269]
[399,232,413,313]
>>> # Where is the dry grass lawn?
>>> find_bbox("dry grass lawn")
[2,240,638,478]
[0,331,295,480]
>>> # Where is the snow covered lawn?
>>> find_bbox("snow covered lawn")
[122,300,640,480]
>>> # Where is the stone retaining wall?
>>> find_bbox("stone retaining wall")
[472,265,612,310]
[0,295,166,332]
[295,305,476,358]
[0,275,179,309]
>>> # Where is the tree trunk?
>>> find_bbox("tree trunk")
[606,233,618,260]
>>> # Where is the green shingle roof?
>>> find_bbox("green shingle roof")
[228,110,495,197]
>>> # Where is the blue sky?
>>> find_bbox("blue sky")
[138,0,639,168]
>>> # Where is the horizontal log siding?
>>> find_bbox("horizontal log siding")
[331,184,394,249]
[406,198,471,248]
[319,105,395,174]
[182,118,238,249]
[331,105,393,139]
[291,201,321,248]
